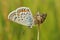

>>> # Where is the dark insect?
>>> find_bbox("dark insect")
[34,12,47,25]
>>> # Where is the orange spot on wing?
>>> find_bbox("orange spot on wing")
[22,9,29,12]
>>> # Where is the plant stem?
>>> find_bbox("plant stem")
[37,24,40,40]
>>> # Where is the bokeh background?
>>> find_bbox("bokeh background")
[0,0,60,40]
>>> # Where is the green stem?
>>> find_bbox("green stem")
[37,24,40,40]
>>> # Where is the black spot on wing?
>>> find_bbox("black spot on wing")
[14,17,17,21]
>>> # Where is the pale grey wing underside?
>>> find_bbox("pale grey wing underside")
[8,7,34,28]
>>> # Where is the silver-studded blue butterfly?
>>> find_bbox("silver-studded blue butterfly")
[8,7,34,28]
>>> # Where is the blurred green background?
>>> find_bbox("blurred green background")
[0,0,60,40]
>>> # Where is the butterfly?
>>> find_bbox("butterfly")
[8,7,47,28]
